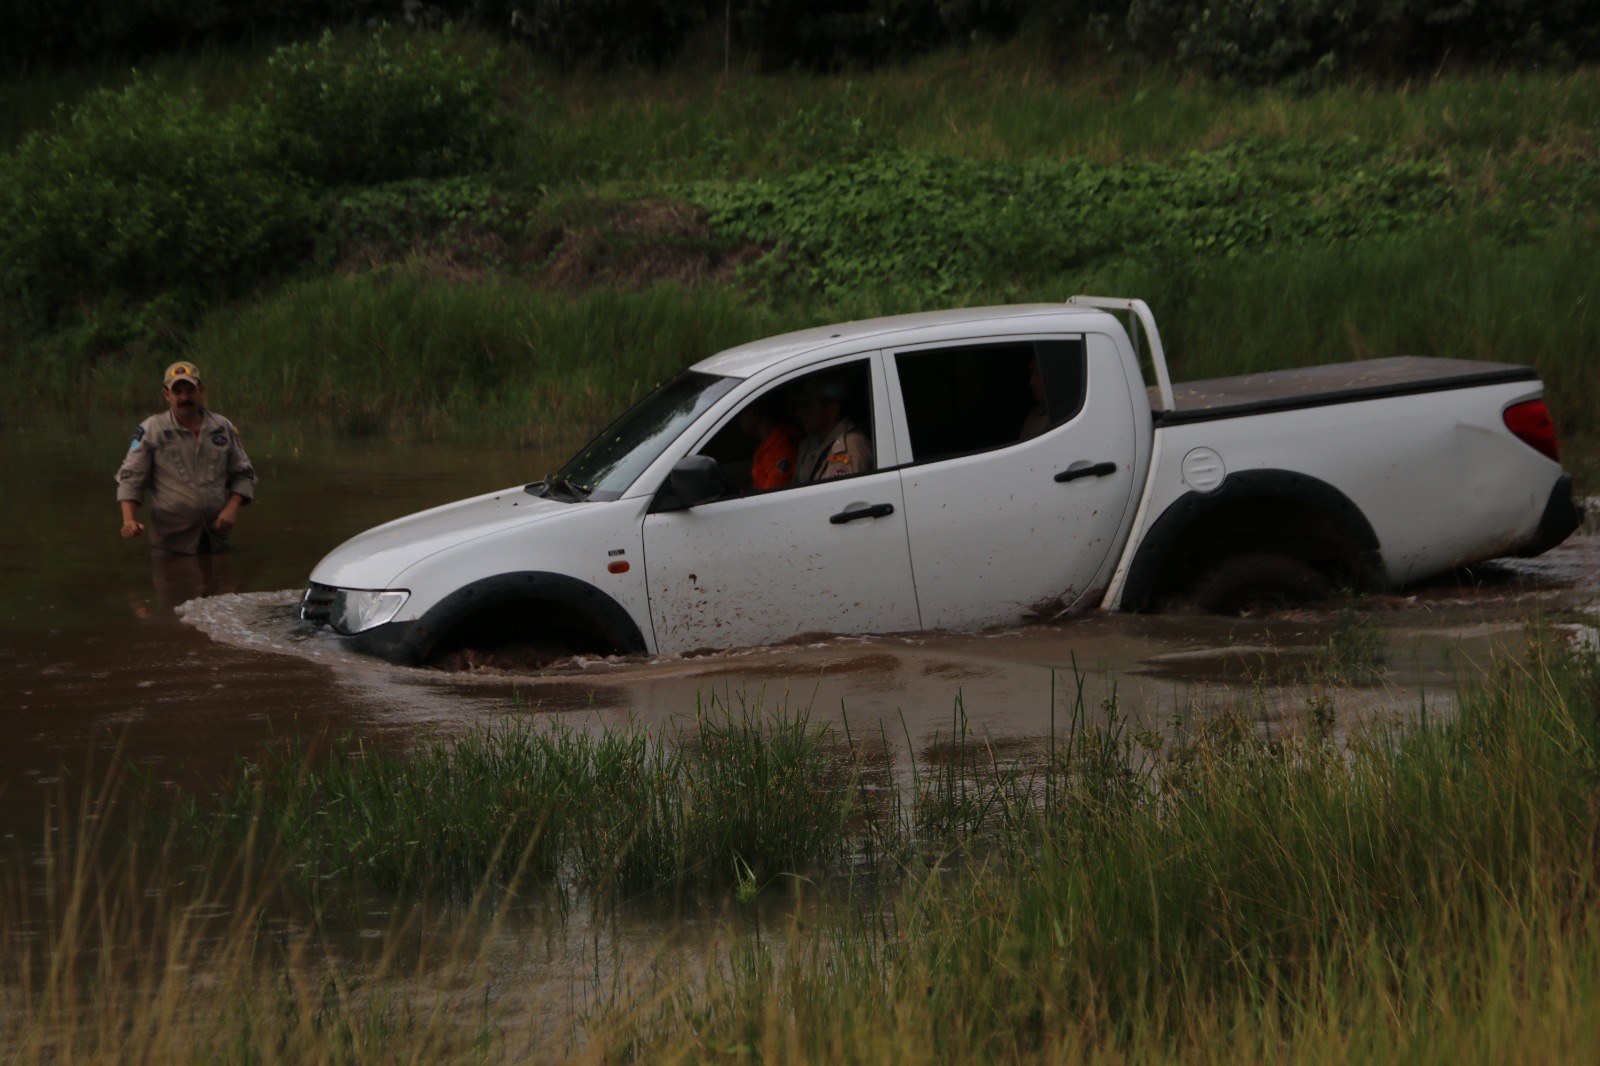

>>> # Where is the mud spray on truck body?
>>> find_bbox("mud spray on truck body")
[300,297,1583,666]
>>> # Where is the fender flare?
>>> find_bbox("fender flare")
[352,571,648,665]
[1119,469,1387,612]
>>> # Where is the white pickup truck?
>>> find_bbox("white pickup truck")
[300,298,1582,665]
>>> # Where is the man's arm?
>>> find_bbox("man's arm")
[116,423,152,539]
[222,421,258,504]
[119,499,144,539]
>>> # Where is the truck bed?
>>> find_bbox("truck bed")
[1154,356,1538,425]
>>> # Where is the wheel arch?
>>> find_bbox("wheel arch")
[1118,470,1388,612]
[355,571,648,665]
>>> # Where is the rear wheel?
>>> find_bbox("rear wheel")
[1192,552,1333,616]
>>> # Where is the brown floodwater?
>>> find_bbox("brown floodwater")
[2,415,1597,1049]
[4,415,1597,844]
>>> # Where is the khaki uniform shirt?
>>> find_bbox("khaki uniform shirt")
[116,408,257,554]
[796,417,875,484]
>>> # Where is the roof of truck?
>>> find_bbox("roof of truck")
[691,304,1103,379]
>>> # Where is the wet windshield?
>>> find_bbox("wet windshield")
[552,370,739,500]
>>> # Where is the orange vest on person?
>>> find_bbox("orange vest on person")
[752,424,800,489]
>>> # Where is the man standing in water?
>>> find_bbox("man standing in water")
[116,361,257,565]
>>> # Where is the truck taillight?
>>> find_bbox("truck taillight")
[1504,399,1560,462]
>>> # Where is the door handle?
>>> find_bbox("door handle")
[1055,461,1118,483]
[830,503,895,524]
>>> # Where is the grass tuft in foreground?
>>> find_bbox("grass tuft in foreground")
[185,692,874,900]
[598,634,1600,1061]
[4,635,1598,1061]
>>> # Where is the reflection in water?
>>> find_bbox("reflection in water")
[148,550,237,611]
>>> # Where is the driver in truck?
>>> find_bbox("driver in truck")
[738,396,800,489]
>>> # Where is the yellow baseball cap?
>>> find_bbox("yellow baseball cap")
[163,361,202,387]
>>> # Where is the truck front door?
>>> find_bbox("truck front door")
[641,356,922,654]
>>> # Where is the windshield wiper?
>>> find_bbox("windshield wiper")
[525,474,590,502]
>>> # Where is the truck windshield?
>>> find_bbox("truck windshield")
[551,370,739,501]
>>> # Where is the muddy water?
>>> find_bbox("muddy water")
[4,416,1598,843]
[3,417,1597,1047]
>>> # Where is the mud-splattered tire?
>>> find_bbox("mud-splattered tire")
[1192,553,1333,616]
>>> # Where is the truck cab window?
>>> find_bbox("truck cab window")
[894,339,1087,463]
[692,360,877,494]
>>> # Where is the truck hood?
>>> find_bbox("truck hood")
[308,487,573,589]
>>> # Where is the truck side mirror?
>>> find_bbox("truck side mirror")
[652,455,734,512]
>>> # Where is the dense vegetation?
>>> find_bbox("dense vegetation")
[12,0,1600,81]
[1,23,1596,471]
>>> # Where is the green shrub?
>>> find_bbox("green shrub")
[314,176,532,269]
[0,78,311,329]
[688,142,1455,302]
[260,27,509,187]
[1118,0,1600,84]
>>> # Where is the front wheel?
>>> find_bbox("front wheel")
[1191,553,1333,616]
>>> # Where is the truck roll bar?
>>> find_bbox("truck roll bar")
[1067,295,1176,413]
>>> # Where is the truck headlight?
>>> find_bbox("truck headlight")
[332,589,409,635]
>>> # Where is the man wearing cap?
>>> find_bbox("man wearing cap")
[116,361,257,555]
[794,375,874,484]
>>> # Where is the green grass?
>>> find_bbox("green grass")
[512,43,1600,183]
[2,33,1597,468]
[52,277,785,441]
[15,222,1590,483]
[0,40,289,149]
[182,692,871,899]
[61,224,1591,453]
[1120,227,1600,435]
[599,635,1600,1061]
[4,635,1598,1061]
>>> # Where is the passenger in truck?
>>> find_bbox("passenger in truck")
[794,376,874,483]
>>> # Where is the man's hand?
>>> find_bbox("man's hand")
[212,495,244,534]
[119,500,144,539]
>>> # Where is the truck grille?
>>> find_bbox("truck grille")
[300,583,336,625]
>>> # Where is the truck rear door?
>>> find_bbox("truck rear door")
[887,334,1141,629]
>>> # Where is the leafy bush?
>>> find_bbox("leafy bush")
[0,79,311,329]
[260,27,508,186]
[315,176,530,268]
[1116,0,1600,84]
[688,141,1455,302]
